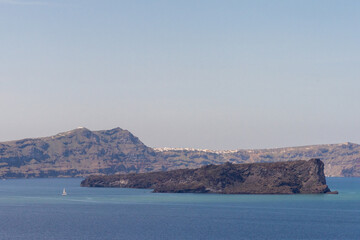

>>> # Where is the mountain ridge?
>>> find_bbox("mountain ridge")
[0,127,359,178]
[154,141,358,154]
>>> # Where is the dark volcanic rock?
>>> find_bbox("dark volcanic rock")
[81,159,334,194]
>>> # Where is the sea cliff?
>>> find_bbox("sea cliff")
[81,159,335,194]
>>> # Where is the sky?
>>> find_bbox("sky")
[0,0,359,149]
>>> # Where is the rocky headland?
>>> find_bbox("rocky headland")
[81,159,336,194]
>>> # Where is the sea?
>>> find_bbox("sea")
[0,178,359,240]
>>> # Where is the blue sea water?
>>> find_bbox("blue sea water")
[0,178,359,240]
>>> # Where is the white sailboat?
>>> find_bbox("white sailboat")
[62,188,67,196]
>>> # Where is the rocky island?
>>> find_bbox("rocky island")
[81,158,336,194]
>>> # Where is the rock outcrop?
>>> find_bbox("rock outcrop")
[81,159,335,194]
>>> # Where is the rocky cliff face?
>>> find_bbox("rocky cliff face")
[0,127,359,178]
[81,159,334,194]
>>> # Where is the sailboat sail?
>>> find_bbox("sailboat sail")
[62,188,67,196]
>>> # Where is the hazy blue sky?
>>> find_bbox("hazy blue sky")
[1,0,359,149]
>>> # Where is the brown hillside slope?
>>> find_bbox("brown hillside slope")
[0,127,163,178]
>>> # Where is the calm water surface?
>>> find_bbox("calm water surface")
[0,178,359,240]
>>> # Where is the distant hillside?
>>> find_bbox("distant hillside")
[0,127,166,178]
[156,142,360,177]
[0,127,359,178]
